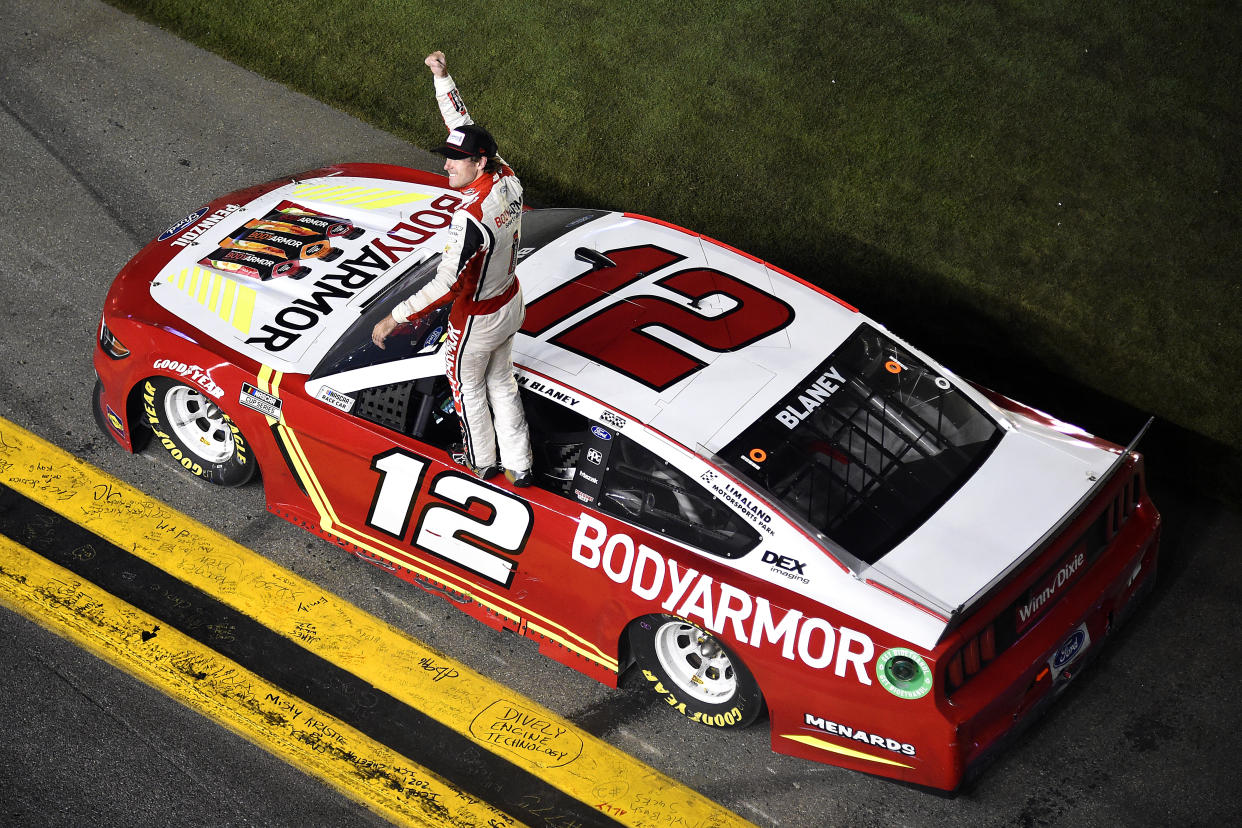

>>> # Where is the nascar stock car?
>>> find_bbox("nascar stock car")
[92,163,1161,790]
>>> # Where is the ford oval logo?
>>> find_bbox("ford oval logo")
[590,426,612,441]
[1053,629,1087,668]
[158,206,209,241]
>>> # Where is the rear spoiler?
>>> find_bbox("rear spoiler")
[934,416,1155,637]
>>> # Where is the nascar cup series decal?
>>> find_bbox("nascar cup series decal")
[240,382,282,420]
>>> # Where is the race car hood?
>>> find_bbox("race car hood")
[149,173,461,374]
[866,411,1124,618]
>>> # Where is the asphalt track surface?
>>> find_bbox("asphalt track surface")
[2,1,1240,826]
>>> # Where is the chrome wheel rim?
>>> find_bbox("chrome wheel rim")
[163,385,234,463]
[652,621,737,704]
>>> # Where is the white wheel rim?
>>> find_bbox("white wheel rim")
[652,621,737,704]
[163,385,235,464]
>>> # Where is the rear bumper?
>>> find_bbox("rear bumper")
[954,510,1161,787]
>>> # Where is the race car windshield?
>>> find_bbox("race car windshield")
[311,254,449,379]
[719,323,1002,565]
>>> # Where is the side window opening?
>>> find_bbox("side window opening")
[521,389,590,495]
[599,436,759,558]
[352,376,458,447]
[345,381,757,557]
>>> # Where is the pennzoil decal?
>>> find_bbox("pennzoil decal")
[168,204,242,247]
[240,382,282,419]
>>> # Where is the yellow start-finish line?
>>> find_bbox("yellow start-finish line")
[0,416,753,828]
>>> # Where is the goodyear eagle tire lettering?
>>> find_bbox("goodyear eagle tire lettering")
[142,376,255,487]
[630,614,764,729]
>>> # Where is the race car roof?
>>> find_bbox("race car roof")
[510,210,865,458]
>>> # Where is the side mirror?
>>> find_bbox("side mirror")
[574,247,617,270]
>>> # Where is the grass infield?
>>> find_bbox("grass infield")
[106,1,1240,480]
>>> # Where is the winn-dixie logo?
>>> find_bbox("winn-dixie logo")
[1016,547,1087,633]
[572,513,875,682]
[245,193,461,353]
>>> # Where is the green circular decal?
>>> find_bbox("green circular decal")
[876,647,933,700]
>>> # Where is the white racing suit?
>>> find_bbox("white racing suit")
[390,74,532,473]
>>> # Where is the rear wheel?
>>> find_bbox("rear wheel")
[629,614,764,728]
[141,376,255,486]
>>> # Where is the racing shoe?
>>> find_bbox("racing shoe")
[472,464,501,480]
[505,468,533,488]
[449,444,500,480]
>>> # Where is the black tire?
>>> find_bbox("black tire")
[141,376,255,486]
[629,614,765,728]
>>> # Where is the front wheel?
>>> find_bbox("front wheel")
[629,614,764,728]
[141,376,255,486]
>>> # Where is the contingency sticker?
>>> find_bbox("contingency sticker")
[240,382,282,420]
[314,385,355,413]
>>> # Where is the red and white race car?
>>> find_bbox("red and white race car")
[93,163,1161,790]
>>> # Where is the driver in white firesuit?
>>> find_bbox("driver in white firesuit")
[372,51,533,487]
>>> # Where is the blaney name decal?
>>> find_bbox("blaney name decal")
[571,513,874,682]
[776,366,845,429]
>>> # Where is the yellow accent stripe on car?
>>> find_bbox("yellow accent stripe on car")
[0,418,747,826]
[167,266,256,334]
[231,282,256,332]
[782,734,915,769]
[0,536,520,828]
[256,370,618,671]
[290,184,432,210]
[206,271,223,314]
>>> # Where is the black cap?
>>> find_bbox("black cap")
[431,124,498,160]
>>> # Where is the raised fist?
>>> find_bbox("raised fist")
[425,51,447,78]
